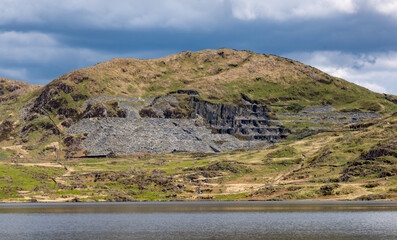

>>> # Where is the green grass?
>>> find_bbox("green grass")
[267,146,298,158]
[216,192,248,201]
[0,151,8,159]
[0,165,65,199]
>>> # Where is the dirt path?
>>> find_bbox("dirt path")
[1,145,29,157]
[223,183,264,194]
[15,162,63,168]
[251,162,303,192]
[54,163,74,185]
[16,161,74,186]
[247,141,324,193]
[271,163,303,185]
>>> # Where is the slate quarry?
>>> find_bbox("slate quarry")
[66,94,288,156]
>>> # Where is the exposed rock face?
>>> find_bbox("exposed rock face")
[189,97,288,141]
[299,105,335,114]
[277,111,381,124]
[384,94,397,104]
[66,118,261,156]
[65,94,283,156]
[66,94,384,156]
[273,106,382,139]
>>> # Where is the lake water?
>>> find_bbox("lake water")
[0,201,396,240]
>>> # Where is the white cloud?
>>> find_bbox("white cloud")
[0,31,118,64]
[359,82,387,93]
[286,51,397,94]
[0,31,59,63]
[0,0,227,29]
[0,0,397,28]
[229,0,397,21]
[0,30,178,83]
[230,0,358,21]
[0,0,43,24]
[0,31,100,81]
[0,67,28,81]
[368,0,397,18]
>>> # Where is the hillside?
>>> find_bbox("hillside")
[0,48,395,158]
[0,48,396,202]
[0,78,39,102]
[0,112,395,202]
[32,48,396,114]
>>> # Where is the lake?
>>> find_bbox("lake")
[0,201,396,240]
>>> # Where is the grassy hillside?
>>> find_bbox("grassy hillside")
[0,78,41,121]
[0,48,393,160]
[0,48,396,202]
[0,78,40,100]
[0,112,395,202]
[32,48,396,116]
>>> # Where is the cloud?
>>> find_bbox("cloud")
[0,1,396,90]
[1,0,397,29]
[0,31,97,81]
[230,0,358,21]
[0,0,227,29]
[286,51,397,94]
[0,30,178,84]
[0,31,120,64]
[359,82,387,93]
[0,67,28,81]
[0,31,112,69]
[230,0,397,21]
[0,31,59,63]
[369,0,397,18]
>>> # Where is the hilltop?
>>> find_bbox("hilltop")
[0,78,40,103]
[0,48,395,202]
[31,48,396,113]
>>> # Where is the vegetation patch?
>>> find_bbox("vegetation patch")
[267,146,298,158]
[185,161,252,174]
[139,108,161,118]
[318,184,340,196]
[342,158,397,178]
[355,194,389,201]
[362,182,381,188]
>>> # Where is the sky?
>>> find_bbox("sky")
[1,0,397,94]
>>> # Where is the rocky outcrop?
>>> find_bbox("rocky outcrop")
[0,78,39,103]
[66,118,261,156]
[189,97,289,141]
[274,105,383,139]
[65,94,283,156]
[299,105,335,113]
[66,94,385,156]
[277,111,381,124]
[384,94,397,104]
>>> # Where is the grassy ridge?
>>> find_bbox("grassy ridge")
[35,49,396,114]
